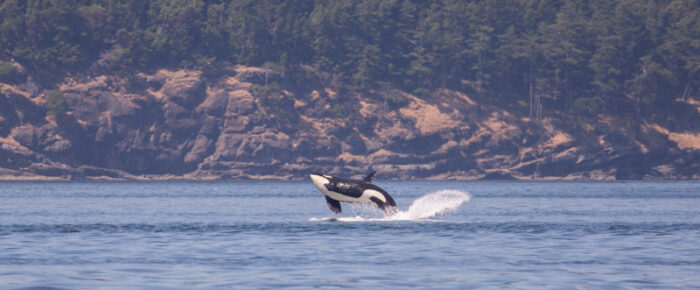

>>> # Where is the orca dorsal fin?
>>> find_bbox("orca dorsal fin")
[363,171,376,183]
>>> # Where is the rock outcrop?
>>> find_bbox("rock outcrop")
[1,65,699,180]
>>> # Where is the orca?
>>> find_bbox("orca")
[309,171,397,216]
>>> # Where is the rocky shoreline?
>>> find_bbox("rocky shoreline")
[1,65,699,181]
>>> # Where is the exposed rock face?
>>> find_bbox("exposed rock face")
[1,65,699,180]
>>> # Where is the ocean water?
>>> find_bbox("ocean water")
[0,181,699,289]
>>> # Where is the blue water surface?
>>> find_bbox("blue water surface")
[0,181,699,288]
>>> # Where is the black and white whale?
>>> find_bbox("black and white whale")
[309,171,397,216]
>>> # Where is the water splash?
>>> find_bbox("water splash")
[391,190,471,220]
[310,190,471,222]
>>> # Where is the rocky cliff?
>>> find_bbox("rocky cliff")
[1,64,699,180]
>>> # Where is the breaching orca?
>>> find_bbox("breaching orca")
[309,171,397,216]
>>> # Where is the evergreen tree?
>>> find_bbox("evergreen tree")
[0,0,695,121]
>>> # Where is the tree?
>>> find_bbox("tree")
[662,0,700,100]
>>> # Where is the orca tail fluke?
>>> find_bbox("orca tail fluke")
[383,194,397,217]
[383,205,398,217]
[369,196,398,217]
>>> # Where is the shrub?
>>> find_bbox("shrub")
[383,92,408,108]
[329,103,354,119]
[0,62,22,83]
[46,90,68,115]
[570,96,603,124]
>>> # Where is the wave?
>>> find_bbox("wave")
[1,222,698,235]
[310,190,471,222]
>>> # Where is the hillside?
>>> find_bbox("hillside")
[1,64,698,180]
[1,0,699,180]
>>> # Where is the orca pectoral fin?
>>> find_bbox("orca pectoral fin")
[325,196,342,214]
[363,171,376,183]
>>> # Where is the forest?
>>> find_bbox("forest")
[1,0,698,124]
